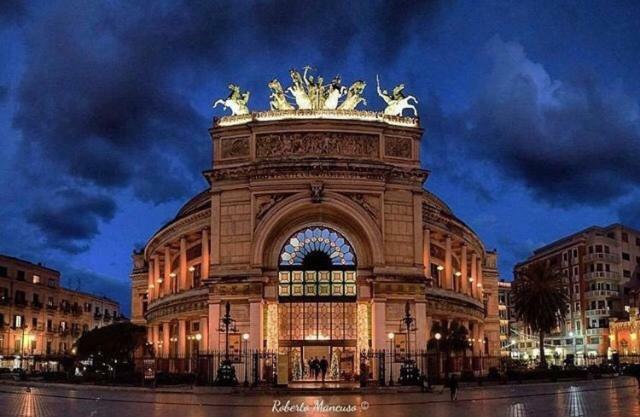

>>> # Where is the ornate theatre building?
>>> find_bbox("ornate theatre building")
[130,69,500,380]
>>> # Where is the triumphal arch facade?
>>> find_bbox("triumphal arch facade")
[131,69,500,380]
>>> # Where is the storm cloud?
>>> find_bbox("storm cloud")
[461,37,640,206]
[9,0,445,253]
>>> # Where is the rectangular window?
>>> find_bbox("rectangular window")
[14,315,23,328]
[32,275,41,284]
[624,270,631,278]
[32,317,37,328]
[0,266,7,277]
[48,279,56,288]
[636,237,640,246]
[622,232,629,242]
[623,253,631,261]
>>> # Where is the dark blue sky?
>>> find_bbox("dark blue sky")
[1,1,639,315]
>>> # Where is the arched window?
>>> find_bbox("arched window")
[280,227,356,267]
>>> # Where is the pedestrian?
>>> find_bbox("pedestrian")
[312,357,320,380]
[449,374,459,401]
[320,356,329,382]
[307,359,313,379]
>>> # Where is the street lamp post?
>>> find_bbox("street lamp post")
[215,301,238,385]
[388,332,395,386]
[434,332,442,380]
[242,333,250,387]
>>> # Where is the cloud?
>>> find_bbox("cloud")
[0,0,25,24]
[618,198,640,230]
[460,37,640,206]
[25,189,117,254]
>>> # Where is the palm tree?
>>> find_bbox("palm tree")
[427,320,470,374]
[512,261,568,368]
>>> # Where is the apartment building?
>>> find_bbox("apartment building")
[0,254,121,369]
[514,224,640,358]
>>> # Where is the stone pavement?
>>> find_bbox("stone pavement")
[0,377,638,416]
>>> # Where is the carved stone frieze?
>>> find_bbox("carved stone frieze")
[213,282,263,297]
[255,193,288,220]
[220,136,250,159]
[345,193,379,219]
[255,132,379,159]
[385,136,412,159]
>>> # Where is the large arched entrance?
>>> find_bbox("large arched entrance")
[278,227,358,381]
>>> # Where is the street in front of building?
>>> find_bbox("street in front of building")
[0,378,638,417]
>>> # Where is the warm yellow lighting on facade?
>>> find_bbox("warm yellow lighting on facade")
[357,303,369,354]
[266,303,278,350]
[436,265,444,271]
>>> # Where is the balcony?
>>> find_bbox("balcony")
[104,312,112,322]
[94,312,103,320]
[46,303,58,311]
[585,289,619,298]
[586,328,608,336]
[585,308,610,317]
[585,271,620,281]
[585,253,619,263]
[71,307,83,316]
[0,297,11,306]
[13,299,28,308]
[31,300,43,310]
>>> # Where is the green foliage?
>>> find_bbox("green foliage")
[75,322,146,369]
[512,262,569,367]
[427,320,470,354]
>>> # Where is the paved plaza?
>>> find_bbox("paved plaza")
[0,377,638,417]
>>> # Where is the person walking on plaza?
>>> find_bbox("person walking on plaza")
[312,357,320,380]
[449,374,459,401]
[320,356,329,382]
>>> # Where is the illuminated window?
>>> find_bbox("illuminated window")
[33,275,41,284]
[280,227,355,266]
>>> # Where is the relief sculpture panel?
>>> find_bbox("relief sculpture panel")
[256,132,379,159]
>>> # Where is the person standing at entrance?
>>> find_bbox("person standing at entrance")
[320,356,329,382]
[449,374,459,401]
[312,357,320,380]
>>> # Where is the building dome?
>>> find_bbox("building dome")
[130,75,500,383]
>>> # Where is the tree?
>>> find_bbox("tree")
[512,261,568,368]
[427,320,470,355]
[75,322,147,376]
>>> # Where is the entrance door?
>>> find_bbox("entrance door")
[277,227,358,381]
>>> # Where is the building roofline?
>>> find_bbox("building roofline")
[514,223,640,270]
[58,287,120,306]
[0,254,60,275]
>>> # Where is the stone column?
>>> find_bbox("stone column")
[471,253,478,298]
[249,301,264,350]
[163,322,170,358]
[147,258,154,301]
[148,325,155,345]
[164,246,171,295]
[371,301,387,350]
[445,236,452,290]
[415,302,428,352]
[423,229,431,279]
[153,254,161,299]
[461,245,468,295]
[179,237,187,291]
[201,228,210,280]
[478,258,484,299]
[178,319,187,357]
[208,302,221,352]
[200,316,209,352]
